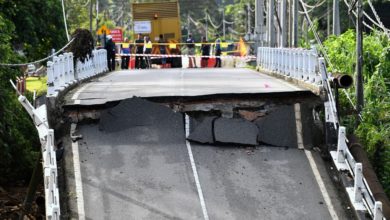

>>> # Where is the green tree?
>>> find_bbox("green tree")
[0,0,67,184]
[323,30,390,196]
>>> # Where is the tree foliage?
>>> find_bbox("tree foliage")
[323,30,390,196]
[68,28,94,63]
[0,0,66,184]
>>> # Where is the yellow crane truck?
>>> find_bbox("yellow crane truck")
[132,0,182,67]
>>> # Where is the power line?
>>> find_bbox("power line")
[367,0,390,38]
[0,38,75,67]
[206,13,222,29]
[299,0,362,120]
[61,0,70,41]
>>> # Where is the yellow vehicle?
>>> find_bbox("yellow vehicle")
[132,0,182,66]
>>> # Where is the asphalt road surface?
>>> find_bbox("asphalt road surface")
[65,68,307,106]
[72,99,343,220]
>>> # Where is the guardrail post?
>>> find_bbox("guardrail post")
[337,126,347,163]
[373,201,383,220]
[64,54,70,84]
[303,50,309,81]
[53,57,60,92]
[58,55,65,88]
[353,163,363,203]
[47,61,55,96]
[68,53,75,82]
[288,49,292,76]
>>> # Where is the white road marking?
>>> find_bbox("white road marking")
[185,114,209,220]
[294,103,305,149]
[71,83,90,100]
[71,139,86,220]
[304,150,339,220]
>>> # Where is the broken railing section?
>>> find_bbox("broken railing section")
[47,49,108,97]
[10,81,60,220]
[256,47,322,86]
[318,57,386,219]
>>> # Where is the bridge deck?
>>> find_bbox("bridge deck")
[76,122,333,220]
[65,68,308,106]
[64,68,349,219]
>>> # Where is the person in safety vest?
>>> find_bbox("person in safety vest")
[201,36,210,68]
[121,38,130,69]
[134,34,144,69]
[186,34,197,68]
[214,34,222,68]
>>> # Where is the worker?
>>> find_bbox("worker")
[143,36,152,69]
[158,34,167,68]
[214,34,222,68]
[201,36,210,68]
[105,35,116,71]
[121,38,130,69]
[135,34,144,69]
[186,34,197,68]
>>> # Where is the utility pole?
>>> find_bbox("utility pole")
[287,0,293,47]
[89,0,93,33]
[327,0,331,36]
[255,0,265,47]
[356,0,364,123]
[187,14,190,37]
[292,0,298,47]
[268,0,275,47]
[333,0,340,35]
[96,0,99,40]
[247,3,251,36]
[205,11,208,41]
[222,10,226,39]
[281,0,287,47]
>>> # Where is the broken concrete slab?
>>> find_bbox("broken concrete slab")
[238,110,267,122]
[187,116,217,144]
[255,105,298,148]
[99,97,183,133]
[214,118,259,145]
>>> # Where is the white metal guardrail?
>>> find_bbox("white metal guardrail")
[8,49,108,220]
[257,47,384,219]
[10,81,60,220]
[318,56,384,219]
[257,47,322,85]
[47,49,107,97]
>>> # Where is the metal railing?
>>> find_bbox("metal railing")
[257,47,384,219]
[257,47,322,85]
[317,56,385,220]
[9,80,60,220]
[47,49,107,97]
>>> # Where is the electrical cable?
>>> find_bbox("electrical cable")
[206,13,222,29]
[342,0,376,32]
[61,0,70,41]
[228,27,246,35]
[0,38,75,67]
[301,0,327,9]
[223,19,234,25]
[367,0,390,38]
[300,0,363,120]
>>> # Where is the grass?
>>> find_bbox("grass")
[26,76,47,96]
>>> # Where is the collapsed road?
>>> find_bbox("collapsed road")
[57,68,354,219]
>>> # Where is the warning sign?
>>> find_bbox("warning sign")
[110,28,123,42]
[97,25,109,35]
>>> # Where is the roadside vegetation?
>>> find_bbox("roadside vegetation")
[323,30,390,196]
